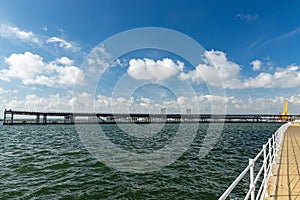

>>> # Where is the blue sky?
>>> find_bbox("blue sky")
[1,0,300,116]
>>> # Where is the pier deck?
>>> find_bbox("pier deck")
[270,125,300,199]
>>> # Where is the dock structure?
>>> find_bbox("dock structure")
[267,124,300,199]
[2,109,298,125]
[219,122,300,200]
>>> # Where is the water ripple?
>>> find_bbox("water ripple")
[0,123,281,199]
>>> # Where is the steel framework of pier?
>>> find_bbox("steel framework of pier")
[3,109,298,125]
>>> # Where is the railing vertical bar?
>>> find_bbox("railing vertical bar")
[249,159,255,200]
[263,144,268,197]
[272,134,275,164]
[268,138,272,170]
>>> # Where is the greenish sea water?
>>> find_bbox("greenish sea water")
[0,123,282,199]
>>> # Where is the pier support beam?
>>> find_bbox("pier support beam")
[64,115,70,123]
[43,114,47,124]
[10,111,14,124]
[64,114,74,124]
[3,109,6,124]
[36,114,40,125]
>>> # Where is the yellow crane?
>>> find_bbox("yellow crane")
[282,100,289,115]
[281,100,289,121]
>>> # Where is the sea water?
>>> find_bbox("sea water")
[0,123,281,199]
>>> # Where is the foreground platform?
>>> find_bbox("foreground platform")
[269,125,300,199]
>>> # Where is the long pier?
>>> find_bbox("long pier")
[3,109,298,125]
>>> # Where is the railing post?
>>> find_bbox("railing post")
[263,144,269,197]
[268,138,272,164]
[249,159,255,200]
[275,128,282,158]
[268,138,272,178]
[272,135,275,164]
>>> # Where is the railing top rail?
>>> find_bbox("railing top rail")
[219,165,251,200]
[253,148,264,162]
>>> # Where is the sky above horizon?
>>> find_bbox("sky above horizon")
[1,0,300,117]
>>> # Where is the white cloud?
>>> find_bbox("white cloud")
[242,65,300,88]
[0,87,18,94]
[90,94,292,114]
[180,50,300,89]
[94,44,112,59]
[139,97,151,107]
[0,24,41,44]
[26,65,85,87]
[5,93,73,112]
[127,58,184,81]
[0,24,81,53]
[56,65,85,86]
[2,51,45,81]
[3,91,300,118]
[73,93,135,113]
[72,92,94,112]
[56,57,74,65]
[236,13,259,21]
[222,95,300,114]
[179,50,242,88]
[289,94,300,104]
[251,59,262,71]
[0,51,85,88]
[46,36,79,51]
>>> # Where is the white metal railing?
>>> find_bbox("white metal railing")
[219,122,290,200]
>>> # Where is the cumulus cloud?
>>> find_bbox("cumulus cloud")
[1,51,44,82]
[251,59,262,71]
[46,36,79,51]
[139,97,152,107]
[72,93,135,113]
[180,50,300,89]
[56,56,74,65]
[179,50,242,88]
[3,90,300,116]
[5,93,73,112]
[127,58,184,81]
[243,65,300,88]
[0,24,41,44]
[72,92,95,112]
[0,51,85,87]
[92,93,299,114]
[27,65,85,87]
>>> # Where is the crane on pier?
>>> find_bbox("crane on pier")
[282,100,289,116]
[279,100,289,121]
